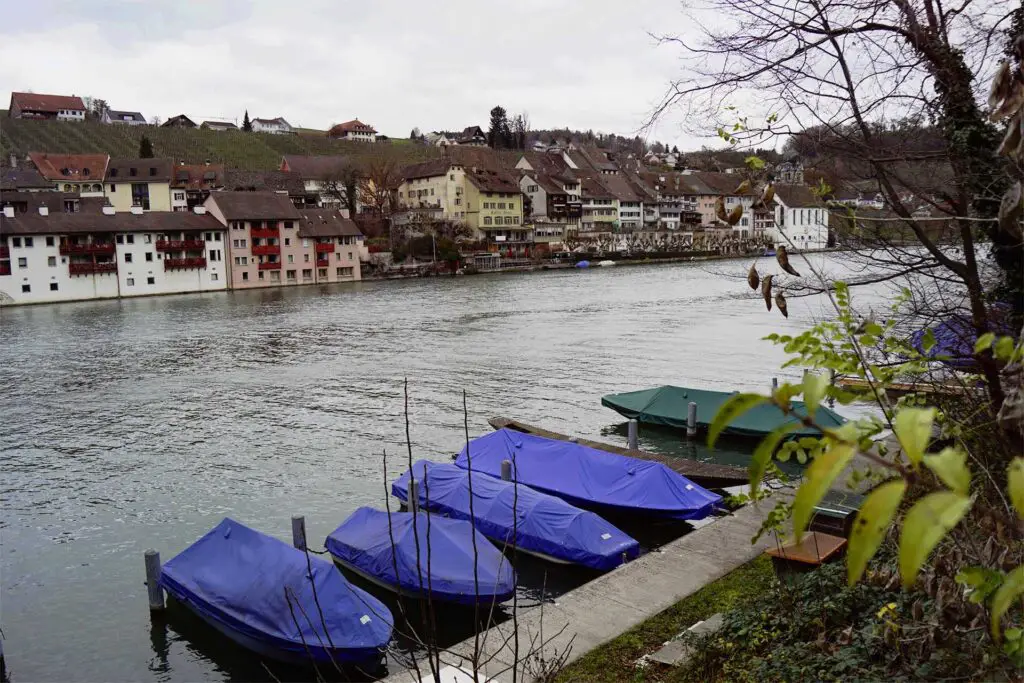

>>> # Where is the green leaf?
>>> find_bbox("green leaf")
[991,566,1024,640]
[802,372,829,420]
[994,336,1016,362]
[923,447,970,495]
[920,328,937,354]
[974,332,996,353]
[847,480,906,585]
[898,491,972,588]
[708,393,768,449]
[1009,458,1024,520]
[749,423,800,495]
[892,407,935,467]
[792,443,856,540]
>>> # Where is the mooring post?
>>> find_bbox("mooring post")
[291,515,306,551]
[771,376,779,393]
[501,459,513,481]
[627,419,639,450]
[144,549,165,611]
[409,478,419,514]
[686,401,698,438]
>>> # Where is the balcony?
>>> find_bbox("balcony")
[0,246,8,259]
[156,239,205,252]
[258,261,282,271]
[316,258,329,267]
[251,244,281,256]
[0,263,10,276]
[164,257,207,271]
[69,262,117,275]
[315,242,335,253]
[60,242,116,256]
[251,228,280,239]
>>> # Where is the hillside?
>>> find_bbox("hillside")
[0,113,446,170]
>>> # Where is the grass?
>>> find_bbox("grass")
[555,556,776,683]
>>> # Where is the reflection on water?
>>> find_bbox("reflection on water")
[0,256,885,682]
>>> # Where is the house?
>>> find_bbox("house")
[775,155,805,184]
[519,172,581,228]
[171,164,225,210]
[201,120,238,132]
[104,158,174,212]
[635,171,703,230]
[222,168,317,208]
[252,117,293,135]
[2,155,53,192]
[327,119,376,143]
[0,196,227,305]
[279,155,356,210]
[28,152,110,196]
[9,92,86,121]
[770,184,829,250]
[161,114,197,128]
[464,167,525,244]
[102,110,147,126]
[296,209,363,283]
[429,126,487,147]
[204,191,299,289]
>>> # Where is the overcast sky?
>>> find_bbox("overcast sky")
[0,0,725,149]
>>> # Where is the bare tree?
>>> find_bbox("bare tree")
[319,164,360,217]
[358,158,401,217]
[650,0,1022,413]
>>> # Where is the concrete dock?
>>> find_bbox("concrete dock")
[382,491,789,683]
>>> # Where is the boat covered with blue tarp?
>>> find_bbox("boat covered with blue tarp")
[392,459,640,570]
[159,518,393,666]
[602,385,846,438]
[326,507,516,606]
[454,429,722,520]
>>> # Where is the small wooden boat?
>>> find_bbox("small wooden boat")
[326,507,516,607]
[392,459,640,571]
[159,518,393,667]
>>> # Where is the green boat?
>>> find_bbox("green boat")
[601,385,846,439]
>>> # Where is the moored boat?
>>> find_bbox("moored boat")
[454,429,722,520]
[158,518,393,667]
[392,459,639,571]
[326,507,516,607]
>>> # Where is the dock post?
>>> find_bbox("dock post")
[686,402,697,438]
[501,459,513,481]
[771,377,779,393]
[409,478,419,514]
[144,549,165,611]
[627,419,639,450]
[291,515,306,551]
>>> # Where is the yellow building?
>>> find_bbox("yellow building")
[104,158,173,212]
[463,167,523,235]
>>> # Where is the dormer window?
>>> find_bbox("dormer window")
[109,168,118,177]
[149,168,156,177]
[129,168,137,177]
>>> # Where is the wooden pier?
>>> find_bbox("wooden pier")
[488,416,749,489]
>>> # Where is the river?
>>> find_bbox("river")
[1,254,885,682]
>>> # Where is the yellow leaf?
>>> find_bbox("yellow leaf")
[749,423,800,495]
[923,447,971,495]
[847,480,906,585]
[991,566,1024,640]
[899,492,972,588]
[802,371,829,421]
[708,393,768,449]
[1009,458,1024,520]
[892,407,935,467]
[792,442,855,540]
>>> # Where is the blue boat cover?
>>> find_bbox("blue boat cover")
[392,460,640,571]
[455,429,722,520]
[910,307,1013,371]
[159,518,393,664]
[326,507,516,606]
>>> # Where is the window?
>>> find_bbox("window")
[126,235,134,244]
[124,253,133,263]
[338,267,353,277]
[173,192,185,201]
[209,250,221,262]
[240,239,247,247]
[286,269,296,280]
[455,198,462,206]
[484,216,492,225]
[318,268,327,277]
[303,254,310,263]
[450,174,455,181]
[147,276,155,285]
[284,238,290,246]
[302,239,309,247]
[214,233,221,241]
[126,278,135,286]
[302,268,312,279]
[21,284,30,293]
[284,221,294,229]
[286,254,294,264]
[234,256,248,266]
[116,235,124,244]
[129,168,137,177]
[110,184,116,193]
[233,240,240,248]
[17,257,26,269]
[336,252,341,261]
[204,232,212,241]
[347,252,353,260]
[24,237,33,247]
[46,236,55,247]
[211,273,218,281]
[48,256,56,267]
[11,237,20,247]
[270,270,280,281]
[49,282,58,291]
[144,234,152,244]
[242,271,249,281]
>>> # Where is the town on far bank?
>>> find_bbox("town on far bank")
[2,90,913,307]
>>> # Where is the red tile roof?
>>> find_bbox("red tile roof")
[464,167,520,194]
[106,158,174,183]
[1,205,223,236]
[328,119,377,136]
[10,92,86,114]
[206,191,302,221]
[171,164,226,190]
[297,209,363,237]
[28,152,110,182]
[280,154,352,179]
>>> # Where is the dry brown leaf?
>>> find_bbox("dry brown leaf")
[747,263,760,290]
[775,291,788,318]
[726,204,743,226]
[761,274,773,311]
[776,245,800,276]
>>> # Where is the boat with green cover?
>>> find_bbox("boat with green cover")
[601,385,846,438]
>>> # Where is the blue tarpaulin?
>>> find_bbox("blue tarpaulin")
[326,507,516,606]
[392,460,640,571]
[455,429,722,520]
[159,518,393,665]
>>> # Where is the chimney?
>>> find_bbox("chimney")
[3,206,14,218]
[38,206,49,216]
[130,206,143,215]
[102,205,115,215]
[192,205,207,215]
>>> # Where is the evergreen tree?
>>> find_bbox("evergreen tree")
[672,144,679,154]
[138,135,154,158]
[487,106,508,149]
[242,110,252,132]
